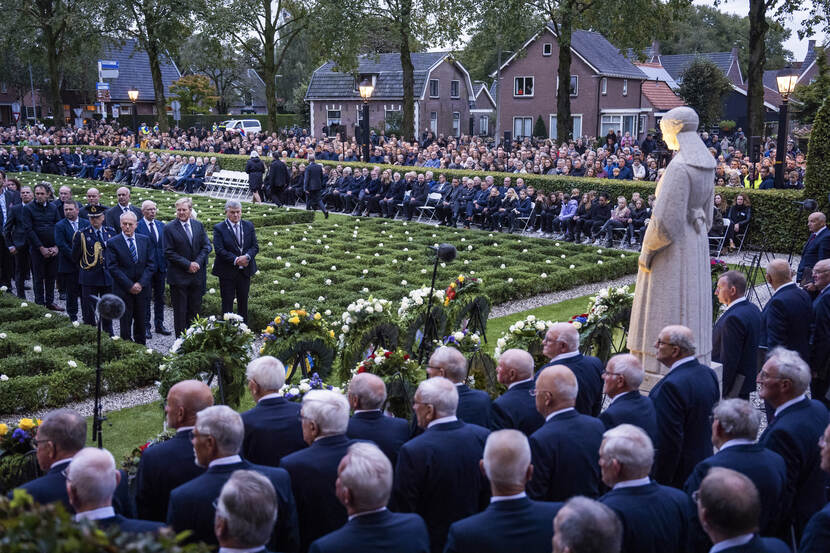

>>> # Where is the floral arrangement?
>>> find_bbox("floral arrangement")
[261,307,338,381]
[121,429,176,480]
[0,418,40,455]
[493,314,557,359]
[339,297,394,340]
[569,313,589,329]
[262,308,336,345]
[443,274,482,307]
[710,258,728,277]
[572,285,635,362]
[279,372,343,402]
[397,287,445,321]
[581,286,634,326]
[436,329,482,355]
[336,296,399,382]
[350,347,425,418]
[169,313,254,355]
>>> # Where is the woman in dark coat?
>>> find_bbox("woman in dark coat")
[245,151,266,203]
[725,193,751,251]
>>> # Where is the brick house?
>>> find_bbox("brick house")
[305,52,475,139]
[471,81,496,136]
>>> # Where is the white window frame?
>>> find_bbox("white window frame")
[549,114,582,140]
[543,43,552,56]
[601,77,607,95]
[356,105,364,125]
[601,114,622,137]
[513,116,533,138]
[479,115,489,135]
[570,75,578,97]
[623,79,628,96]
[383,105,402,132]
[326,109,342,127]
[514,76,534,98]
[430,111,438,133]
[429,79,439,98]
[638,114,647,136]
[452,112,461,137]
[450,80,460,98]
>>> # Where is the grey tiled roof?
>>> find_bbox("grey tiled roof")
[552,26,646,79]
[660,52,734,83]
[801,48,817,75]
[100,39,181,102]
[305,52,448,100]
[763,69,779,91]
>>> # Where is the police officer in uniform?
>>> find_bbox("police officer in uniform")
[72,205,117,334]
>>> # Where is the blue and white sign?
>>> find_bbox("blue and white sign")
[98,60,119,79]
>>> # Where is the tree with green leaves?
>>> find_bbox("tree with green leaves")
[792,48,830,125]
[804,97,830,212]
[533,115,547,138]
[169,75,219,115]
[178,34,245,114]
[678,58,734,128]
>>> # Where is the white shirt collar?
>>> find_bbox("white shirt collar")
[208,454,242,468]
[143,217,156,227]
[508,377,533,390]
[258,392,282,402]
[550,350,580,363]
[354,409,382,414]
[718,438,755,451]
[608,389,636,405]
[724,296,747,312]
[774,394,807,418]
[176,426,194,433]
[815,226,827,237]
[122,233,135,242]
[348,506,387,521]
[75,506,115,522]
[218,547,267,553]
[427,415,458,428]
[545,407,575,422]
[709,533,754,553]
[51,458,72,470]
[773,281,795,294]
[670,356,697,371]
[612,476,651,490]
[490,491,527,503]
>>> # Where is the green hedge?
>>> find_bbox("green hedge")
[805,97,830,213]
[115,113,299,132]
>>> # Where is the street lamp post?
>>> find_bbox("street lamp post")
[127,86,140,147]
[358,77,374,162]
[773,68,798,189]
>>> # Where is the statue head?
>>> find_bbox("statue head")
[660,107,700,151]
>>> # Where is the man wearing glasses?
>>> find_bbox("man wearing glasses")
[598,354,657,445]
[810,259,830,407]
[539,322,603,417]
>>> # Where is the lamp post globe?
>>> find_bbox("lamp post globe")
[359,77,374,162]
[127,86,140,147]
[773,68,798,189]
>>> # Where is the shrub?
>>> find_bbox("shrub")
[804,97,830,213]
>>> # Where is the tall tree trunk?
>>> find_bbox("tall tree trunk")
[263,31,278,133]
[144,30,169,133]
[747,0,767,138]
[45,31,64,127]
[555,7,573,142]
[398,0,415,141]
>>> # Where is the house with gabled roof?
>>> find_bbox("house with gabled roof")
[305,52,475,139]
[471,81,495,136]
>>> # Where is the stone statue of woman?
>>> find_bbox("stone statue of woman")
[627,106,716,383]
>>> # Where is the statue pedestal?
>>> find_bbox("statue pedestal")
[640,361,723,394]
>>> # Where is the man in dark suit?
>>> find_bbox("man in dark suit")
[552,497,622,553]
[346,372,410,466]
[167,405,299,552]
[164,197,211,336]
[309,442,429,553]
[0,180,21,290]
[136,379,213,522]
[303,153,328,218]
[3,185,30,298]
[212,199,258,323]
[105,211,155,344]
[67,447,164,534]
[810,259,830,406]
[684,398,786,537]
[79,187,109,220]
[598,354,658,445]
[135,200,171,339]
[762,259,812,362]
[241,356,306,466]
[797,211,830,285]
[445,429,562,553]
[491,349,544,435]
[538,322,603,416]
[758,346,829,541]
[265,153,289,205]
[72,206,117,335]
[527,364,604,502]
[104,186,142,230]
[392,377,490,553]
[54,202,89,322]
[23,183,61,309]
[649,325,720,489]
[799,422,830,552]
[426,346,492,428]
[713,271,762,399]
[696,468,791,553]
[279,389,358,552]
[52,185,81,221]
[214,470,281,553]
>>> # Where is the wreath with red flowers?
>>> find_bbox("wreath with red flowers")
[351,347,426,418]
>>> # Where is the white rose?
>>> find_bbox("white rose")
[0,333,6,339]
[324,310,332,316]
[597,249,603,254]
[597,260,604,265]
[497,338,507,348]
[67,360,77,368]
[0,285,6,292]
[541,273,547,278]
[299,382,311,392]
[72,321,80,327]
[331,265,337,270]
[365,306,374,314]
[341,325,350,333]
[33,345,42,353]
[500,263,506,269]
[20,302,27,307]
[467,245,473,251]
[0,374,8,381]
[44,313,52,319]
[453,331,465,341]
[289,387,300,396]
[318,296,325,302]
[209,288,216,294]
[374,356,384,365]
[546,259,551,264]
[401,280,408,286]
[536,321,546,331]
[561,254,566,259]
[507,277,513,283]
[569,264,575,269]
[374,303,383,312]
[294,272,301,278]
[362,269,368,274]
[301,260,307,265]
[527,315,536,322]
[515,320,524,329]
[325,279,332,285]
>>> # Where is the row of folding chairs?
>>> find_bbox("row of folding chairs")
[203,170,252,201]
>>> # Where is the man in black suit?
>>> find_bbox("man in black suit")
[527,364,604,502]
[684,398,786,537]
[800,422,830,552]
[713,271,762,399]
[164,197,211,336]
[598,354,658,445]
[54,202,89,322]
[214,470,280,553]
[67,447,163,534]
[762,259,812,362]
[538,322,603,416]
[79,187,109,220]
[598,424,697,553]
[52,185,81,221]
[0,180,21,290]
[810,259,830,406]
[491,349,544,435]
[104,186,142,230]
[23,183,61,309]
[212,199,258,323]
[696,468,792,553]
[426,346,492,428]
[303,153,328,218]
[105,211,155,344]
[265,153,289,205]
[167,405,299,552]
[241,356,307,466]
[392,377,490,553]
[135,200,171,339]
[758,346,829,541]
[445,429,562,553]
[797,211,830,286]
[346,372,410,466]
[3,185,30,298]
[552,497,622,553]
[309,442,430,553]
[136,379,213,522]
[649,325,720,489]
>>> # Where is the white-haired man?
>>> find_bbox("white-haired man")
[598,354,658,444]
[135,199,171,338]
[491,349,544,435]
[539,323,603,417]
[211,199,258,323]
[214,470,278,553]
[552,497,622,553]
[346,372,410,466]
[427,346,492,428]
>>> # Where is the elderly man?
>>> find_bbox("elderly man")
[54,201,89,322]
[684,399,786,537]
[167,405,299,552]
[211,199,258,323]
[598,354,658,444]
[713,271,761,399]
[797,211,830,284]
[758,347,829,541]
[309,443,429,553]
[528,365,604,501]
[598,425,697,553]
[214,470,278,553]
[135,200,171,339]
[346,372,409,465]
[279,389,358,552]
[811,258,830,406]
[392,377,490,553]
[52,185,81,221]
[552,497,622,553]
[136,380,213,522]
[426,346,492,428]
[761,259,812,362]
[539,323,603,416]
[491,349,544,435]
[446,430,562,553]
[67,448,163,533]
[649,325,719,489]
[105,186,142,229]
[800,422,830,552]
[696,468,791,552]
[241,356,306,466]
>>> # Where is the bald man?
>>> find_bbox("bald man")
[598,354,658,444]
[762,259,812,362]
[492,349,544,435]
[105,186,142,229]
[797,212,830,285]
[539,323,603,416]
[135,380,214,522]
[527,365,604,501]
[346,372,410,466]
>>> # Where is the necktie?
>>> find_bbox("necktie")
[149,221,157,242]
[128,237,138,263]
[234,223,241,246]
[97,229,103,243]
[71,220,78,233]
[808,233,817,244]
[184,221,193,244]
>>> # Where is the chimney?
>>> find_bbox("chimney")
[730,45,739,60]
[650,40,660,62]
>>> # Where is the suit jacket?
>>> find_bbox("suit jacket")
[812,288,830,378]
[456,384,492,428]
[308,509,429,553]
[135,430,205,522]
[798,228,830,281]
[105,234,156,295]
[51,198,81,221]
[713,300,762,397]
[758,397,829,538]
[717,534,792,552]
[444,496,562,553]
[279,434,358,552]
[491,380,544,435]
[392,420,490,553]
[105,204,142,231]
[163,218,211,287]
[800,502,830,553]
[649,359,719,488]
[761,283,812,361]
[3,202,28,250]
[241,397,307,467]
[135,218,167,274]
[683,443,787,536]
[23,200,59,248]
[55,217,90,273]
[304,162,324,191]
[94,514,165,534]
[527,409,604,501]
[212,219,258,279]
[598,390,658,445]
[538,354,604,416]
[346,410,410,466]
[167,459,299,552]
[599,481,697,553]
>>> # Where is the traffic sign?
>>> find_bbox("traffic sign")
[12,112,19,122]
[170,100,181,110]
[98,60,119,79]
[96,82,110,102]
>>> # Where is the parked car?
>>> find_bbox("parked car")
[223,119,262,134]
